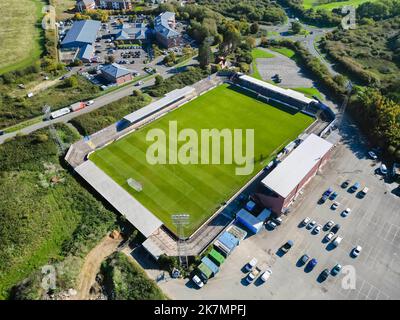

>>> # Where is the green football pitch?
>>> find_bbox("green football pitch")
[90,84,314,236]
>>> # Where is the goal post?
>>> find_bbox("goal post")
[127,178,143,192]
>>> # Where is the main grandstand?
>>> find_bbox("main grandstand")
[67,73,333,257]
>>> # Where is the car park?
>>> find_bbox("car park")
[192,275,204,288]
[331,264,342,276]
[260,269,272,282]
[301,217,311,226]
[368,151,378,160]
[352,246,362,257]
[245,258,257,272]
[331,224,341,234]
[307,220,316,229]
[319,269,330,281]
[324,220,334,231]
[341,208,351,217]
[332,236,343,247]
[331,201,340,210]
[325,232,334,242]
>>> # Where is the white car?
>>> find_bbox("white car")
[324,220,334,231]
[192,275,204,288]
[333,236,343,247]
[245,258,257,272]
[86,100,94,106]
[260,269,272,282]
[352,246,362,257]
[307,220,316,229]
[325,232,334,242]
[302,217,311,226]
[341,208,351,217]
[313,224,322,234]
[368,151,378,160]
[331,201,340,210]
[380,164,388,175]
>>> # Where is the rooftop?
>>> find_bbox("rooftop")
[100,63,132,79]
[261,134,333,198]
[154,11,180,38]
[61,20,101,47]
[239,74,318,105]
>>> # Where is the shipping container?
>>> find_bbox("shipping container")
[208,249,225,266]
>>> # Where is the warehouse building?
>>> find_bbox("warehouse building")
[260,134,333,214]
[61,20,101,49]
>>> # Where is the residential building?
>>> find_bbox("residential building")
[114,23,151,43]
[76,0,96,12]
[154,11,182,48]
[96,0,133,10]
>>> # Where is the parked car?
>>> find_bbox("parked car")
[331,201,340,210]
[267,220,277,229]
[324,220,334,231]
[307,220,316,229]
[192,275,204,288]
[342,179,350,188]
[331,264,342,276]
[368,151,378,160]
[341,208,351,217]
[300,254,310,265]
[273,217,283,225]
[246,268,260,283]
[323,187,333,196]
[352,246,362,257]
[280,240,294,253]
[319,269,330,281]
[332,236,343,247]
[301,217,311,226]
[319,194,328,204]
[380,164,388,175]
[307,258,318,270]
[350,182,360,192]
[329,192,338,200]
[245,258,257,272]
[331,224,341,234]
[325,232,334,242]
[359,187,369,198]
[313,224,322,234]
[260,269,272,282]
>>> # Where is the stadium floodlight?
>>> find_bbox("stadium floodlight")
[171,214,190,268]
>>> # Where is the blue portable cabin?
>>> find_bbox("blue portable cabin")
[201,256,219,276]
[217,231,239,251]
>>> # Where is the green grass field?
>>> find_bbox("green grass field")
[303,0,377,10]
[90,84,313,236]
[0,0,45,75]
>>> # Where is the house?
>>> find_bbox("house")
[100,63,133,84]
[154,12,182,48]
[96,0,133,10]
[76,0,96,12]
[114,23,151,43]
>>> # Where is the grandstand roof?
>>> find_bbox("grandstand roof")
[261,134,333,198]
[75,160,162,237]
[239,74,318,105]
[123,86,195,124]
[61,20,101,47]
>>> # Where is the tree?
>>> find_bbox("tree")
[250,22,259,34]
[246,36,256,49]
[106,55,115,64]
[291,21,302,34]
[221,23,241,54]
[198,42,213,69]
[155,74,164,86]
[64,76,78,88]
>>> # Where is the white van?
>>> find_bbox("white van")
[333,236,343,247]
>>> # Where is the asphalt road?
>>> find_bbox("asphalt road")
[0,55,198,144]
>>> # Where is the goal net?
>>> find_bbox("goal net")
[127,178,143,192]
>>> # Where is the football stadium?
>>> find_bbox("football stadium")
[87,82,315,236]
